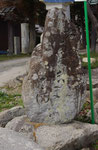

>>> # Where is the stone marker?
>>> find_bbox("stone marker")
[0,127,44,150]
[22,8,86,124]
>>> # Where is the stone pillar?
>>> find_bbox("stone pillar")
[21,23,29,54]
[14,36,20,55]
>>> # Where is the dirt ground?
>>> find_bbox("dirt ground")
[0,57,30,87]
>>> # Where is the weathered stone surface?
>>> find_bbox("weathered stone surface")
[0,127,44,150]
[86,88,98,102]
[6,75,26,89]
[6,115,34,139]
[0,106,25,127]
[35,121,98,150]
[87,79,98,90]
[87,102,98,124]
[22,8,86,124]
[87,68,98,90]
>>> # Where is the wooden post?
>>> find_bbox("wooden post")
[91,24,96,52]
[8,22,14,55]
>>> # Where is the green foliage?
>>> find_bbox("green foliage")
[82,60,98,69]
[92,140,98,149]
[80,52,98,58]
[75,101,91,123]
[0,91,23,112]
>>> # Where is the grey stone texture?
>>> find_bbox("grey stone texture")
[87,68,98,90]
[87,102,98,124]
[35,121,98,150]
[22,8,86,124]
[4,119,98,150]
[0,127,44,150]
[0,106,25,127]
[86,88,98,102]
[6,115,34,139]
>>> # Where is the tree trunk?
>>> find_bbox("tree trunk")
[8,22,14,55]
[81,13,86,49]
[82,26,86,49]
[87,2,98,34]
[29,19,36,54]
[91,24,96,52]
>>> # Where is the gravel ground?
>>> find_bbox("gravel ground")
[0,58,30,87]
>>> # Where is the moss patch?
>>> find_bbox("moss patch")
[0,91,24,112]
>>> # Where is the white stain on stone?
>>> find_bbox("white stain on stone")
[48,22,53,27]
[32,74,38,80]
[44,61,48,66]
[53,42,56,48]
[43,50,53,57]
[50,67,53,72]
[45,32,50,37]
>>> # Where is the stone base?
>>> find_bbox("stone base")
[0,127,43,150]
[5,117,98,150]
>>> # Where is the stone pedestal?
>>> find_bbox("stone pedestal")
[21,23,29,54]
[14,36,20,55]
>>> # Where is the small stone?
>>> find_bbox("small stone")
[6,115,34,139]
[82,57,96,63]
[0,106,25,127]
